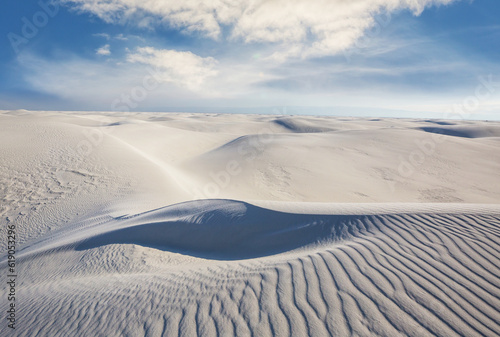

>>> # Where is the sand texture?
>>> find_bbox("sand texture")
[1,110,499,336]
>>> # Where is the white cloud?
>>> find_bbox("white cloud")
[96,44,111,55]
[63,0,458,59]
[115,33,128,40]
[93,32,110,40]
[126,47,218,91]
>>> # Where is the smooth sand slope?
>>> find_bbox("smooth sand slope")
[1,110,499,336]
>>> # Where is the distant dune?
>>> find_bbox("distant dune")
[418,125,500,138]
[1,110,499,336]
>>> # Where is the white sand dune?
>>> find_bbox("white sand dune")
[1,110,499,336]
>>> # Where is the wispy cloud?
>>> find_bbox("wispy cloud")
[93,32,110,40]
[15,46,500,117]
[17,48,221,108]
[18,54,128,104]
[96,44,111,55]
[115,33,128,41]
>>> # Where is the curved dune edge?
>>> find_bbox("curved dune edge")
[3,200,500,337]
[12,199,500,260]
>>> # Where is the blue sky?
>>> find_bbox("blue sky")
[1,0,500,119]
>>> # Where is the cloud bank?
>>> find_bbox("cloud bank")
[62,0,457,59]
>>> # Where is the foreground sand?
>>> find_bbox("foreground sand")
[1,110,499,336]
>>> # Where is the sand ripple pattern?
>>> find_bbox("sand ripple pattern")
[3,204,500,337]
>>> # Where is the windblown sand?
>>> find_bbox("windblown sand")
[1,110,499,336]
